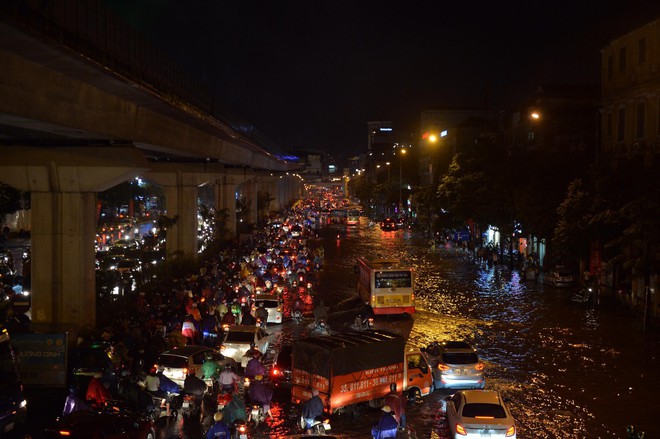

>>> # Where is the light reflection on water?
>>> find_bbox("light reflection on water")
[260,221,660,438]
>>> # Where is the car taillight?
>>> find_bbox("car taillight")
[238,425,247,433]
[182,368,188,375]
[455,424,468,436]
[437,364,450,371]
[505,425,516,437]
[277,307,282,312]
[220,345,226,351]
[59,431,71,437]
[475,362,484,371]
[271,367,281,376]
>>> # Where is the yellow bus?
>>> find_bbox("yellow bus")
[346,209,360,225]
[357,257,415,315]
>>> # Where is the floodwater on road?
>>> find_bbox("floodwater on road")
[260,218,660,439]
[14,217,660,439]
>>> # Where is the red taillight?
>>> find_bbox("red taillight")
[271,367,281,376]
[437,364,450,371]
[475,362,484,371]
[59,431,71,437]
[506,425,516,437]
[182,367,188,375]
[455,424,468,436]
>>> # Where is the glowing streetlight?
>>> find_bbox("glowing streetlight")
[399,148,407,211]
[429,134,438,143]
[530,112,541,120]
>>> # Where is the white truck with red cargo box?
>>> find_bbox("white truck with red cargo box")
[291,329,433,414]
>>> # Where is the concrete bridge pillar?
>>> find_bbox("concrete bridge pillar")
[0,146,148,327]
[243,180,258,226]
[146,164,223,258]
[215,177,238,238]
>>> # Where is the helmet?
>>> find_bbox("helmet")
[214,412,224,422]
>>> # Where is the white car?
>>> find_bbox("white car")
[221,325,269,368]
[446,390,516,438]
[252,295,283,324]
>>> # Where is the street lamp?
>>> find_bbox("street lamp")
[386,162,391,183]
[399,148,406,211]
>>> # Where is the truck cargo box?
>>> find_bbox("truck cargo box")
[292,330,405,412]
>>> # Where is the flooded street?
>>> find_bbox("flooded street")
[261,219,660,439]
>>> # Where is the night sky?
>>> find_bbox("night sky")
[106,1,660,157]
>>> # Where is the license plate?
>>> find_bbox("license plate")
[182,402,189,408]
[240,435,247,439]
[323,423,331,430]
[4,422,14,433]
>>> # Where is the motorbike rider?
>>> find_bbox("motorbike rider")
[247,375,274,420]
[244,351,266,380]
[313,300,328,326]
[222,393,248,426]
[292,297,304,316]
[255,302,269,328]
[302,388,324,434]
[241,306,257,326]
[206,411,231,439]
[218,364,239,393]
[201,351,222,387]
[383,383,406,429]
[86,372,111,410]
[183,369,207,398]
[371,405,399,439]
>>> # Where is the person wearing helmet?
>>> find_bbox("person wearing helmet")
[218,364,239,393]
[255,302,269,328]
[302,388,324,434]
[206,411,230,438]
[247,374,274,420]
[201,351,222,383]
[313,300,328,326]
[384,382,406,429]
[244,353,266,380]
[371,404,399,439]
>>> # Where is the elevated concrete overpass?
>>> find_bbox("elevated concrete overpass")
[0,1,304,327]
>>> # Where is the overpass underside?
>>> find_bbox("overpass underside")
[0,6,303,328]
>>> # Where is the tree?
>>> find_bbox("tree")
[0,183,22,228]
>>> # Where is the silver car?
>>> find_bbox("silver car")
[446,390,517,438]
[425,341,485,390]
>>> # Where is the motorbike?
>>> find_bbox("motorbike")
[232,419,249,439]
[299,414,332,435]
[353,316,374,331]
[249,404,265,426]
[292,309,303,323]
[572,287,593,304]
[217,389,232,410]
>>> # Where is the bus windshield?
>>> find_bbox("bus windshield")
[375,270,412,289]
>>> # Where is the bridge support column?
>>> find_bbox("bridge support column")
[30,191,97,326]
[243,180,258,226]
[163,183,198,257]
[147,165,223,258]
[216,178,237,238]
[0,146,149,327]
